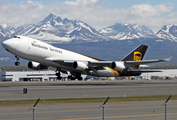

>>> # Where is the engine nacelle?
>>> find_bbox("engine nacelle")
[72,61,88,71]
[28,61,48,70]
[110,61,126,71]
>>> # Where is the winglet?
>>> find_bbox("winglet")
[164,56,172,61]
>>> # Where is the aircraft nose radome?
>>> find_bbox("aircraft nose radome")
[2,39,18,50]
[2,40,8,48]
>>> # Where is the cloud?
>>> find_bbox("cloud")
[123,3,175,31]
[0,0,45,27]
[0,0,176,32]
[64,0,98,6]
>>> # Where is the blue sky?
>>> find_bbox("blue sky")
[103,0,176,9]
[1,0,177,32]
[9,0,177,9]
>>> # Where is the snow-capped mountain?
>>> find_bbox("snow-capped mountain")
[156,24,177,42]
[99,23,155,40]
[0,24,15,40]
[1,23,16,34]
[1,13,177,44]
[14,13,105,43]
[0,13,164,43]
[0,57,13,61]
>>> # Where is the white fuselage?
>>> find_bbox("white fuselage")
[2,36,119,77]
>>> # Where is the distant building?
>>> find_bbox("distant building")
[140,69,177,80]
[0,69,177,82]
[0,70,59,82]
[0,70,89,82]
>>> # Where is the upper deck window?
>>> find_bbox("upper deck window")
[14,36,20,39]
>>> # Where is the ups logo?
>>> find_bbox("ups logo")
[134,51,142,61]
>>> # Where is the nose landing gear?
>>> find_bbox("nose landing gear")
[15,56,20,66]
[15,62,20,66]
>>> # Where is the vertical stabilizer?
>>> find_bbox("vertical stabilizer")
[121,44,148,61]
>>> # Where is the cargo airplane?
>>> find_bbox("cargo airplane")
[2,35,172,80]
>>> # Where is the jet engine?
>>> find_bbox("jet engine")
[110,61,126,71]
[72,61,88,71]
[28,61,48,70]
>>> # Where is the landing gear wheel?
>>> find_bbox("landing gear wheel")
[75,73,82,81]
[71,77,75,80]
[55,69,62,80]
[15,62,20,66]
[68,75,72,80]
[68,75,75,80]
[57,76,62,80]
[68,72,82,81]
[55,73,60,76]
[78,77,83,81]
[15,56,20,66]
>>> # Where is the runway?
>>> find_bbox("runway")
[1,101,177,120]
[0,80,177,100]
[0,80,177,120]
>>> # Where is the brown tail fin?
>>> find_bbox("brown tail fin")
[121,44,148,61]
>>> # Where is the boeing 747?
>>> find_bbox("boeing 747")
[2,35,172,80]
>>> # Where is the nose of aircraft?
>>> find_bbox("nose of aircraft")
[2,39,18,51]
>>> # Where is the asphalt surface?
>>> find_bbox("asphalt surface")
[0,80,177,100]
[0,80,177,120]
[1,101,177,120]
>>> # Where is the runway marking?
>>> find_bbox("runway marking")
[56,113,177,120]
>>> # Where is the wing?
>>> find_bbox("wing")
[46,56,172,69]
[128,69,163,73]
[88,56,172,68]
[125,56,172,66]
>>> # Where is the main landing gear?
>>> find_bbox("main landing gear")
[68,72,83,81]
[55,69,62,80]
[15,56,20,66]
[55,69,83,81]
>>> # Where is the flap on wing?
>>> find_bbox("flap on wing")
[45,57,74,68]
[45,57,112,67]
[45,57,75,63]
[88,61,112,67]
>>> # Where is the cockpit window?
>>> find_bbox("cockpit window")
[14,36,20,39]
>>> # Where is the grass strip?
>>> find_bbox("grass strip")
[0,94,176,107]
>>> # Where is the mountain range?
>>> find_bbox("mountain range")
[1,13,177,66]
[98,23,155,40]
[1,13,177,43]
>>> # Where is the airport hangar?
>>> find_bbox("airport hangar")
[0,69,177,82]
